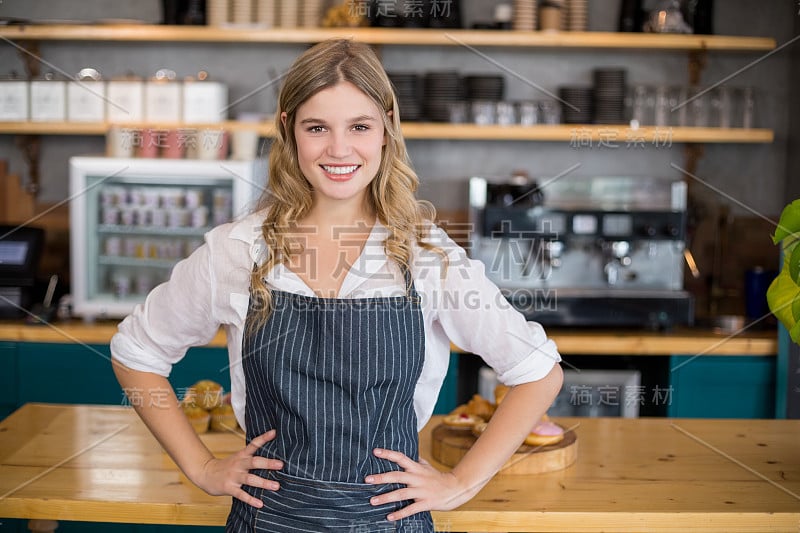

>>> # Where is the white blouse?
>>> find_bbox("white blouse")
[110,212,561,431]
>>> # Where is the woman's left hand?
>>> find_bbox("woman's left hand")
[364,448,478,521]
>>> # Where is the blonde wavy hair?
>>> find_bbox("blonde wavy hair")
[249,39,447,329]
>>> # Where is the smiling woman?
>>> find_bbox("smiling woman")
[110,39,563,533]
[290,83,386,211]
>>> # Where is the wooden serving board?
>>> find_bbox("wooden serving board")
[431,424,578,475]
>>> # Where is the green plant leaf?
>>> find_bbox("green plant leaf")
[767,268,800,329]
[793,295,800,322]
[790,321,800,345]
[766,269,800,340]
[791,241,800,283]
[772,199,800,243]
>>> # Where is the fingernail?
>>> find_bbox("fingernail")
[386,514,395,521]
[370,497,379,505]
[271,482,280,490]
[374,448,382,456]
[364,475,374,483]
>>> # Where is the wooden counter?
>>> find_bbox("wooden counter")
[0,321,777,356]
[1,404,798,532]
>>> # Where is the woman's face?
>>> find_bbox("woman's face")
[288,81,386,212]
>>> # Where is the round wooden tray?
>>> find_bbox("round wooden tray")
[431,424,578,475]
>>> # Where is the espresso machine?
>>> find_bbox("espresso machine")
[468,174,694,328]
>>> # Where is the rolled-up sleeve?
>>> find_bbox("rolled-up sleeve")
[427,228,561,386]
[110,239,220,377]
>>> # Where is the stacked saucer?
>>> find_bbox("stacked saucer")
[593,68,626,124]
[424,71,462,122]
[231,0,254,24]
[278,0,298,27]
[388,72,423,122]
[566,0,588,31]
[464,75,505,101]
[512,0,537,31]
[256,0,276,26]
[558,86,593,124]
[207,0,230,26]
[300,0,322,27]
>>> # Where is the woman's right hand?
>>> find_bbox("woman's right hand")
[194,429,283,508]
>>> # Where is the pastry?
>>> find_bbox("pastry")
[182,402,210,434]
[465,394,496,420]
[442,412,483,429]
[471,421,488,438]
[494,384,510,405]
[469,416,564,446]
[210,404,238,432]
[191,379,224,410]
[524,415,565,447]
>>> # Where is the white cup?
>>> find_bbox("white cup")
[231,129,259,160]
[106,127,135,158]
[197,128,227,160]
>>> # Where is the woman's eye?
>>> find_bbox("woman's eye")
[353,124,369,131]
[307,125,326,133]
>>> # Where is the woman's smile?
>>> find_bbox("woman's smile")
[320,163,362,180]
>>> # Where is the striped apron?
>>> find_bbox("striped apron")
[226,270,434,532]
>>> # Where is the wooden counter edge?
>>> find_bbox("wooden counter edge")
[0,322,776,355]
[0,322,227,347]
[0,501,796,532]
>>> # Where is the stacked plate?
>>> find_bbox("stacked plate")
[593,68,626,124]
[300,0,322,27]
[424,72,463,122]
[558,86,593,124]
[256,0,276,26]
[388,72,423,122]
[513,0,537,31]
[278,0,298,27]
[566,0,588,31]
[464,75,505,101]
[207,0,230,26]
[231,0,254,24]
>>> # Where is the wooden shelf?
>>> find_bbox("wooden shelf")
[0,121,775,143]
[400,124,775,143]
[0,24,776,51]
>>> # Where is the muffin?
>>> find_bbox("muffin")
[182,402,211,434]
[191,379,224,410]
[210,404,238,432]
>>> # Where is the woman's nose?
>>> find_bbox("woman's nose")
[326,131,352,158]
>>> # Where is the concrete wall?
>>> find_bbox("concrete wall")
[0,0,796,221]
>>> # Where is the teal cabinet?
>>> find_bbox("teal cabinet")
[669,355,776,418]
[0,342,18,419]
[432,352,459,415]
[15,343,231,407]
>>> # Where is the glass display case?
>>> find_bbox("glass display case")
[69,156,267,319]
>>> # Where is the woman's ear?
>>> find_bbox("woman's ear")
[280,112,288,128]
